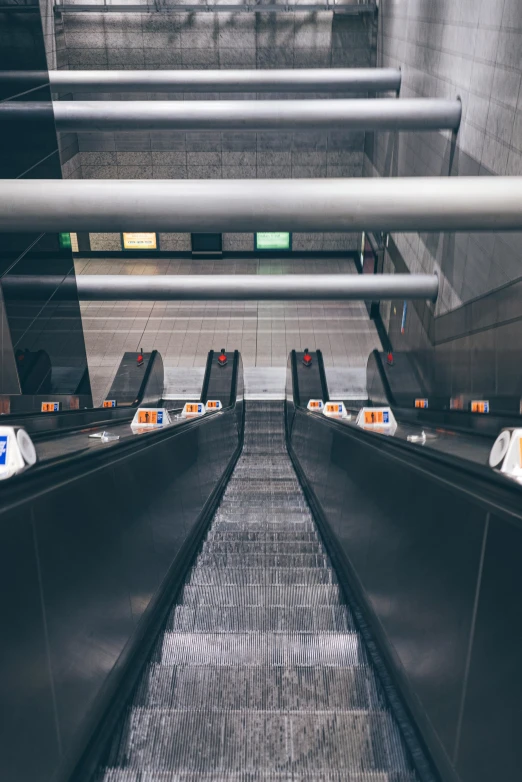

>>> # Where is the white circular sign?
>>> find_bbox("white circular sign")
[489,430,511,468]
[17,428,37,466]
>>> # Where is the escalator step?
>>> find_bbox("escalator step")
[100,770,418,781]
[178,585,342,606]
[160,632,367,667]
[206,530,320,542]
[186,567,338,586]
[167,605,355,633]
[133,665,383,711]
[108,709,411,774]
[194,553,330,568]
[200,541,324,555]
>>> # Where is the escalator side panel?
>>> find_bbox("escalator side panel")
[0,410,240,782]
[288,407,522,782]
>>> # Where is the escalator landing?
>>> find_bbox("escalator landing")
[99,402,418,781]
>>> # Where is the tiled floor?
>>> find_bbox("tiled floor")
[75,256,381,404]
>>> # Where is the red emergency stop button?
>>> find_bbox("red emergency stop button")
[137,350,144,367]
[303,349,312,367]
[218,349,227,367]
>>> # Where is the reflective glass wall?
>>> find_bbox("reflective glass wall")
[0,1,91,402]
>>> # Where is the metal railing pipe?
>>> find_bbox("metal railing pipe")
[0,178,520,233]
[40,67,402,94]
[0,98,460,132]
[2,274,439,302]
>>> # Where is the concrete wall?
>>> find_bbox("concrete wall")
[367,0,522,396]
[56,8,376,251]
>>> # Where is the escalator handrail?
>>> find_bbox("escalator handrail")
[316,349,330,402]
[297,404,522,527]
[369,349,397,406]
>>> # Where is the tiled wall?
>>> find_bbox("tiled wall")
[367,0,522,396]
[56,9,376,251]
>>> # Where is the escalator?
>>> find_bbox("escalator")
[4,349,522,782]
[97,402,418,779]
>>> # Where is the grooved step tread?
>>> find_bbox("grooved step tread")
[178,585,342,607]
[167,606,355,633]
[133,665,383,711]
[200,541,324,555]
[186,567,338,586]
[111,709,410,774]
[100,772,417,782]
[195,554,330,568]
[161,632,367,667]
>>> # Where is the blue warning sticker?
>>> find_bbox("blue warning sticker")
[157,411,163,424]
[383,411,389,423]
[0,436,7,466]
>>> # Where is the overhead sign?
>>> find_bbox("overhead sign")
[471,400,489,413]
[182,402,205,418]
[41,402,59,412]
[205,400,222,412]
[103,400,116,408]
[131,407,171,427]
[307,399,324,412]
[59,232,72,249]
[122,232,158,250]
[415,398,428,409]
[323,401,348,419]
[255,232,291,251]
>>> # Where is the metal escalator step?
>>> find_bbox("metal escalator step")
[200,541,324,555]
[178,585,342,607]
[109,708,410,774]
[160,632,367,667]
[186,567,338,586]
[133,665,383,711]
[99,770,419,781]
[167,606,355,633]
[206,530,320,542]
[195,553,330,568]
[211,520,317,533]
[213,512,312,524]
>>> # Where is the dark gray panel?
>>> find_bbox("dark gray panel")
[457,515,522,782]
[0,505,60,782]
[289,410,497,780]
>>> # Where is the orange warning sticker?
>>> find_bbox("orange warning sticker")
[103,400,116,408]
[364,410,384,424]
[206,401,218,409]
[309,401,322,409]
[41,402,58,412]
[138,410,158,424]
[471,400,489,414]
[415,399,428,409]
[185,403,201,414]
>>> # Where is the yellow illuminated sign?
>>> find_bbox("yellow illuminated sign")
[122,232,157,250]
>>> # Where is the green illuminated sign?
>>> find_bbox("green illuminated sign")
[255,232,291,251]
[59,233,72,249]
